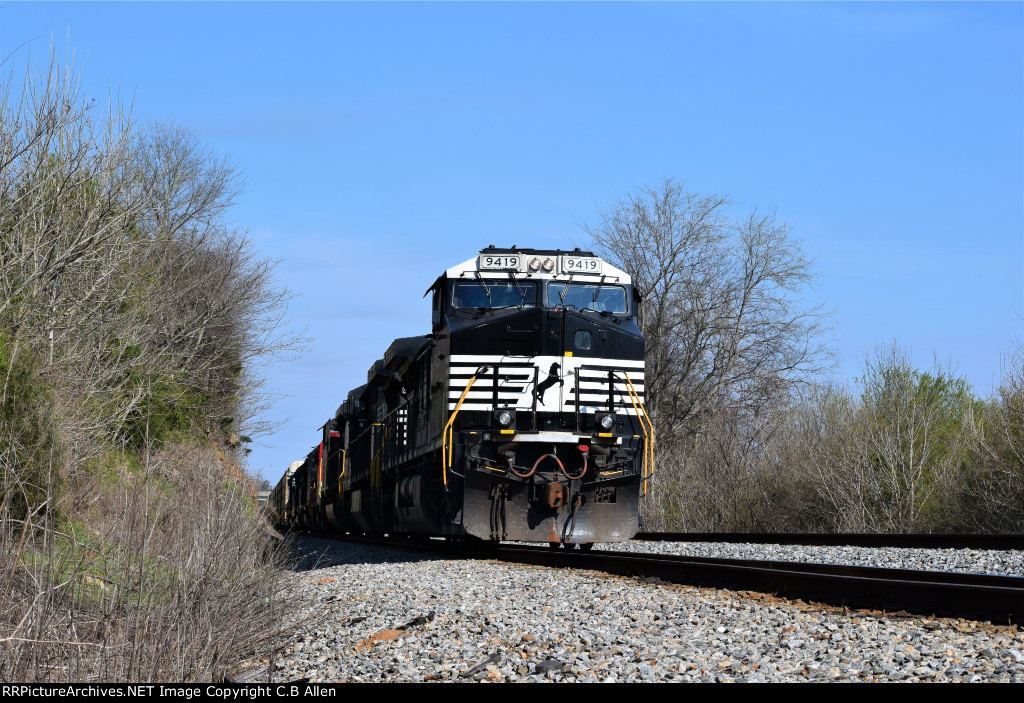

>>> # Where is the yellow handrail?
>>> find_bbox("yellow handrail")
[338,449,346,500]
[317,443,324,501]
[621,372,655,495]
[621,384,647,487]
[442,376,477,487]
[370,425,390,491]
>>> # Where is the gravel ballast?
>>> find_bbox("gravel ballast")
[240,537,1024,683]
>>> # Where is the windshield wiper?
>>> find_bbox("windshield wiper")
[558,274,573,305]
[509,272,527,308]
[474,272,492,304]
[576,303,622,321]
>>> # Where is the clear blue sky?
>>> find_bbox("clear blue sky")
[3,2,1021,482]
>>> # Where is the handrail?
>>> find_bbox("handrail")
[317,442,324,501]
[620,382,647,485]
[370,425,389,491]
[338,449,346,499]
[620,371,654,495]
[442,375,477,488]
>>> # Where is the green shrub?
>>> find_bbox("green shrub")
[0,333,59,521]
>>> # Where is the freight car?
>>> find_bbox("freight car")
[272,246,652,546]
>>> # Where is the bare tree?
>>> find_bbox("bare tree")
[785,381,868,531]
[964,343,1024,531]
[0,50,142,331]
[787,345,978,533]
[133,123,241,238]
[852,345,974,531]
[583,179,832,442]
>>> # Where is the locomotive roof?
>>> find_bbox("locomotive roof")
[475,245,598,256]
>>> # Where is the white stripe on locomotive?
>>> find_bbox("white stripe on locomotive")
[447,354,645,413]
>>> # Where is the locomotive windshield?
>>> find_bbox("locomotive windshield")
[549,282,627,314]
[451,280,537,309]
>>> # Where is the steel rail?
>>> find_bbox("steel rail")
[634,532,1024,550]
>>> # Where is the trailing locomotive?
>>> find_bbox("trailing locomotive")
[269,246,652,546]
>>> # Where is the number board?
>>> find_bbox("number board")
[478,254,522,270]
[560,255,602,273]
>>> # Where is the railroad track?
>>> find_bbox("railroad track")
[635,532,1024,550]
[326,532,1024,626]
[497,545,1024,626]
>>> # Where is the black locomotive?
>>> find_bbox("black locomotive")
[268,246,652,546]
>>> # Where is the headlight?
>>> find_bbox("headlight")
[528,258,541,272]
[495,409,515,427]
[542,258,555,272]
[598,413,615,431]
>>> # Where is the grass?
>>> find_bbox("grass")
[1,443,294,682]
